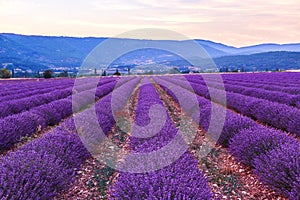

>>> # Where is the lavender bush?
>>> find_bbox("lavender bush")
[0,130,90,200]
[0,79,117,151]
[289,176,300,200]
[0,111,44,150]
[111,153,212,200]
[111,79,212,199]
[0,77,140,199]
[229,126,299,167]
[253,143,300,197]
[176,75,300,136]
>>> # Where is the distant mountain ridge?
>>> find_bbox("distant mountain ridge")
[0,33,300,72]
[195,39,300,56]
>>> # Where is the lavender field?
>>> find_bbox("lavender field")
[0,72,299,199]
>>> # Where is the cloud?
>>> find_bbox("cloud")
[0,0,299,46]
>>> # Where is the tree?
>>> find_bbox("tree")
[102,70,107,76]
[37,70,41,78]
[58,70,68,77]
[0,68,12,78]
[58,72,65,77]
[43,70,53,78]
[168,67,180,74]
[113,69,121,76]
[11,68,15,78]
[241,66,246,72]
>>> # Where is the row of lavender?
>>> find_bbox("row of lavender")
[0,78,117,151]
[155,76,300,199]
[110,78,213,199]
[222,78,300,95]
[0,78,55,87]
[165,75,300,137]
[222,72,300,86]
[0,78,73,98]
[0,77,115,119]
[184,74,300,107]
[0,77,141,199]
[0,77,114,103]
[0,80,73,103]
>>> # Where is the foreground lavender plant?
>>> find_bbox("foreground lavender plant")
[110,79,212,199]
[0,77,140,199]
[254,143,300,198]
[158,75,300,199]
[0,79,117,150]
[168,75,300,136]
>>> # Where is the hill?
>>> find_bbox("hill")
[0,33,299,73]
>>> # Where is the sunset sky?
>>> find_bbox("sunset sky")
[0,0,299,47]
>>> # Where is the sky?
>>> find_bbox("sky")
[0,0,299,47]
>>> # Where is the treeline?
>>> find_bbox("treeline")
[214,51,300,72]
[165,51,300,72]
[0,69,74,79]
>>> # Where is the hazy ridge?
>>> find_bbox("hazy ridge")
[1,33,299,72]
